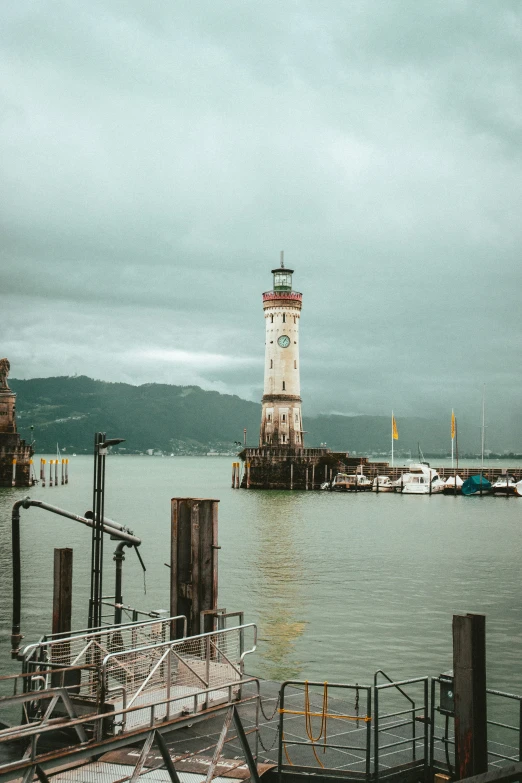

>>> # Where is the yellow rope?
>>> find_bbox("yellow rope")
[280,682,372,767]
[279,708,372,723]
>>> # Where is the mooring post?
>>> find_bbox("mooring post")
[453,613,488,779]
[311,464,315,490]
[231,462,235,488]
[41,459,46,487]
[54,459,58,487]
[246,462,250,489]
[65,458,69,484]
[170,498,219,638]
[52,548,73,637]
[290,463,293,490]
[61,459,65,485]
[11,458,16,487]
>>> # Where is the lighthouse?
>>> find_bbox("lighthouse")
[259,253,303,448]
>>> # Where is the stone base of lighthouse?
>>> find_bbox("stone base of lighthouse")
[239,446,350,490]
[0,387,34,487]
[0,432,33,487]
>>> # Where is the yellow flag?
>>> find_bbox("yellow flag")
[451,410,456,439]
[392,415,398,440]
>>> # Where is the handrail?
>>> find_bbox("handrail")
[101,622,257,681]
[374,669,416,707]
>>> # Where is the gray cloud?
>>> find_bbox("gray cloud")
[1,1,521,446]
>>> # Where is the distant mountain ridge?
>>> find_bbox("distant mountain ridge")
[9,375,509,455]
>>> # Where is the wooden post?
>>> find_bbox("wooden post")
[65,458,69,484]
[52,548,73,636]
[49,460,53,487]
[246,462,250,489]
[61,459,65,485]
[11,458,16,487]
[311,464,315,490]
[231,462,235,488]
[453,613,488,779]
[170,498,219,638]
[41,459,46,487]
[325,465,327,482]
[305,467,308,491]
[55,459,58,487]
[290,463,293,490]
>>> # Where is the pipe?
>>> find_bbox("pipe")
[11,497,141,659]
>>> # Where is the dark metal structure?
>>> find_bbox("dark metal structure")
[88,432,125,629]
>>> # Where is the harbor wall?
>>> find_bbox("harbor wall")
[239,447,522,489]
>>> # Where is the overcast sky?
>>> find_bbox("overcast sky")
[2,1,521,441]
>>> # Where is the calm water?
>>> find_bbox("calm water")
[1,456,521,692]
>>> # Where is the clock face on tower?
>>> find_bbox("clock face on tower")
[278,335,291,348]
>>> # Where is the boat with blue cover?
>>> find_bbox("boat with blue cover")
[462,474,492,495]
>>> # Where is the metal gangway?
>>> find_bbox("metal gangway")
[0,618,258,783]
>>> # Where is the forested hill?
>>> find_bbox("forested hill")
[9,376,491,456]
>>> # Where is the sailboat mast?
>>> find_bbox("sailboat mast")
[481,384,486,473]
[391,411,394,468]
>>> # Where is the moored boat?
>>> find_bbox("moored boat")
[491,476,518,495]
[393,463,445,494]
[372,475,394,492]
[461,474,492,496]
[443,475,464,494]
[330,472,372,491]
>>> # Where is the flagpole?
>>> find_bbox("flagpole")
[391,410,394,468]
[451,408,455,468]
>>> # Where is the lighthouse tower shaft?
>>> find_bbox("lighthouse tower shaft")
[259,266,303,448]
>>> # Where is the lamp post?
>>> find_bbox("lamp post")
[88,432,125,629]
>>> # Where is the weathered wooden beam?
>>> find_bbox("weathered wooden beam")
[170,499,219,639]
[52,548,73,637]
[453,613,488,779]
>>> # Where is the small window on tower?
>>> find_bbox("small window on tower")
[270,314,274,323]
[282,414,286,422]
[295,412,299,422]
[282,381,286,390]
[281,434,286,443]
[270,359,273,369]
[294,360,297,369]
[293,316,296,324]
[282,313,286,323]
[267,414,272,422]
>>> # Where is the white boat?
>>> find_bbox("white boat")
[443,475,464,494]
[515,481,522,497]
[372,475,394,492]
[394,463,445,494]
[491,476,518,495]
[323,472,372,491]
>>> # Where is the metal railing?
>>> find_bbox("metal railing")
[374,676,429,781]
[277,680,372,781]
[0,676,262,782]
[100,623,257,732]
[21,615,187,701]
[431,677,522,776]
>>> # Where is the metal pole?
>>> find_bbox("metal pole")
[113,542,127,625]
[52,548,73,636]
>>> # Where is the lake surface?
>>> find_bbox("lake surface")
[1,455,521,692]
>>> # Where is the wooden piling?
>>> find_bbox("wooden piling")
[61,459,65,485]
[246,462,250,489]
[65,458,69,484]
[11,458,16,487]
[311,464,315,490]
[305,467,308,491]
[170,498,219,638]
[54,459,58,486]
[41,459,46,487]
[49,459,53,487]
[231,462,235,488]
[453,613,488,779]
[53,548,73,636]
[290,463,293,490]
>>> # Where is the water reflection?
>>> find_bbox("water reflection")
[248,491,308,681]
